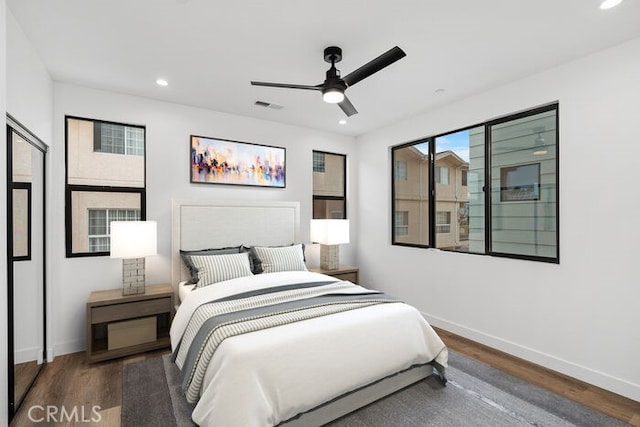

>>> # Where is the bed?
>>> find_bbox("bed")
[170,200,447,426]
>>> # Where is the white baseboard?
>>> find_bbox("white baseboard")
[423,312,640,402]
[14,346,44,364]
[52,339,84,360]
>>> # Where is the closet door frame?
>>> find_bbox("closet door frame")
[6,114,48,421]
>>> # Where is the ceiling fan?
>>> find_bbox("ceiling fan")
[251,46,406,117]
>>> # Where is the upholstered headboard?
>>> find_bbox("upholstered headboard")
[171,199,300,290]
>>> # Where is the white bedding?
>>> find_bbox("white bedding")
[178,280,195,304]
[170,271,447,427]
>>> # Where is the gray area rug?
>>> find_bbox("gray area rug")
[122,350,627,426]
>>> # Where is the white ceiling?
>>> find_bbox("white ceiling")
[8,0,640,136]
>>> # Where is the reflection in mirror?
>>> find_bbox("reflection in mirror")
[7,124,47,421]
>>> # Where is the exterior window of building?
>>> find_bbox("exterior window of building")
[395,211,409,236]
[95,123,145,156]
[436,211,451,233]
[66,116,146,257]
[313,151,326,173]
[391,103,558,263]
[312,150,346,219]
[87,209,141,252]
[435,166,449,185]
[395,160,408,180]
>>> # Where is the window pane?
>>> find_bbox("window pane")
[67,117,145,188]
[70,191,142,254]
[490,108,557,260]
[312,151,325,173]
[435,127,484,252]
[99,123,126,154]
[87,208,141,253]
[125,126,145,156]
[312,151,346,219]
[392,142,429,245]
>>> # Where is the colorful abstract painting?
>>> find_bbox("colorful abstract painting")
[190,135,286,187]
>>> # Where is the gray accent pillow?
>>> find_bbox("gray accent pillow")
[180,245,243,284]
[250,244,307,274]
[189,252,253,288]
[244,244,305,274]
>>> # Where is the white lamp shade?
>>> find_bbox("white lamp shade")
[110,221,157,259]
[310,219,350,245]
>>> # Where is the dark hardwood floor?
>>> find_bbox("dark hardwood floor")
[10,330,640,426]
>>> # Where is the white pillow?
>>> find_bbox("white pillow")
[189,252,253,287]
[252,244,308,273]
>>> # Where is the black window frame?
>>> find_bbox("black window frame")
[65,115,147,258]
[312,150,347,219]
[391,102,559,264]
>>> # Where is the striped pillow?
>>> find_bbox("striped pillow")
[189,252,253,287]
[252,244,307,273]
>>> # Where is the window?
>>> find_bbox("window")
[312,150,346,219]
[391,142,429,246]
[395,211,409,236]
[395,160,408,180]
[436,211,451,233]
[500,163,540,202]
[66,116,146,256]
[435,166,449,184]
[95,122,145,156]
[313,151,326,173]
[490,106,558,261]
[392,103,559,263]
[87,209,141,252]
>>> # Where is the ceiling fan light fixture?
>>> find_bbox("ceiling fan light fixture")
[322,88,345,104]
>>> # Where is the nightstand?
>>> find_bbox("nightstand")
[86,284,174,363]
[309,265,359,284]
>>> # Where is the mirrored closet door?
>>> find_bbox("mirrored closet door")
[6,115,47,421]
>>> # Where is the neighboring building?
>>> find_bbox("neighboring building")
[434,151,469,250]
[394,147,469,250]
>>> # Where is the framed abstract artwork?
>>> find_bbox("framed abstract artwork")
[190,135,286,188]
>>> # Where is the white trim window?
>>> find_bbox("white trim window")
[395,211,409,236]
[96,123,145,156]
[436,211,451,234]
[88,208,141,252]
[435,166,449,185]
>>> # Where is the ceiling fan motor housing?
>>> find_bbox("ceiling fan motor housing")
[324,46,343,64]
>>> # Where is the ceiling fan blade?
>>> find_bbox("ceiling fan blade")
[251,81,322,91]
[342,46,406,87]
[338,95,358,117]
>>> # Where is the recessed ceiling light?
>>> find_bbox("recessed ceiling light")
[339,119,347,125]
[156,78,169,87]
[600,0,623,9]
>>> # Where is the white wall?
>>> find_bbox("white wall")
[356,37,640,401]
[50,83,358,356]
[3,5,53,423]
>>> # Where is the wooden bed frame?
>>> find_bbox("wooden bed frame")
[170,199,433,425]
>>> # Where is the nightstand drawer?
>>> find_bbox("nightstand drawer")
[91,297,172,324]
